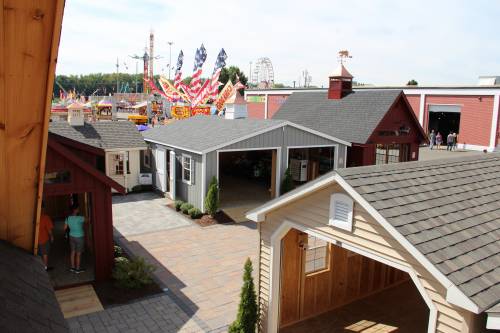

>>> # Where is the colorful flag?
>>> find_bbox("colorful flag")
[190,44,207,94]
[208,48,227,99]
[172,50,184,101]
[215,81,234,111]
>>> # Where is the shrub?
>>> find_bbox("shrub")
[204,176,219,217]
[228,258,258,333]
[180,202,194,214]
[112,257,156,289]
[188,207,203,219]
[174,200,184,211]
[114,245,123,258]
[281,167,295,195]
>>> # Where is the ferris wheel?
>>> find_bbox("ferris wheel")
[252,57,274,88]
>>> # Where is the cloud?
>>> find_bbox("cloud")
[57,0,500,86]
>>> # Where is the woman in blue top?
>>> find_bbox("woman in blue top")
[64,204,86,273]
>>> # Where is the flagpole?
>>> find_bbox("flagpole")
[168,41,173,81]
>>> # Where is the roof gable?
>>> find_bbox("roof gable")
[273,90,404,143]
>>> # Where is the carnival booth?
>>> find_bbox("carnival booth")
[96,98,113,120]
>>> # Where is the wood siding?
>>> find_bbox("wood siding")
[258,184,479,333]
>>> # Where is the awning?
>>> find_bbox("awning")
[132,101,148,109]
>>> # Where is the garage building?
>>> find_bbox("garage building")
[142,116,350,214]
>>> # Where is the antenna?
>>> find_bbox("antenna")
[338,50,352,64]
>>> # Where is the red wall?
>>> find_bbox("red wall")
[246,94,290,119]
[247,101,265,119]
[406,94,421,119]
[424,95,494,147]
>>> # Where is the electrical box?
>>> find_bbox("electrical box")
[290,159,308,182]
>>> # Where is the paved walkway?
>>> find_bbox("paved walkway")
[418,146,484,161]
[69,192,259,332]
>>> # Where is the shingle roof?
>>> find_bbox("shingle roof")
[273,90,403,143]
[142,116,287,153]
[0,240,68,333]
[487,302,500,314]
[337,153,500,310]
[49,121,147,150]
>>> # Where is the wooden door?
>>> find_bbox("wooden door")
[279,229,306,327]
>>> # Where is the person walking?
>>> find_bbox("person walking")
[429,130,436,150]
[64,204,86,273]
[452,132,458,150]
[436,132,443,150]
[447,132,454,151]
[38,204,54,271]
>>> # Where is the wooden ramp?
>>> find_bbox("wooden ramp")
[55,284,104,318]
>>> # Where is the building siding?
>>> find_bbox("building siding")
[105,149,143,192]
[258,184,479,333]
[406,94,421,120]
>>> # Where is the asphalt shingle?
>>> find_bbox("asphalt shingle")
[337,153,500,311]
[49,121,147,150]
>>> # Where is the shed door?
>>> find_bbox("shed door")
[168,151,176,199]
[155,148,167,192]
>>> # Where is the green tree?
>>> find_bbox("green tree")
[228,258,258,333]
[273,83,288,88]
[406,79,418,86]
[219,66,248,95]
[281,167,295,195]
[204,176,219,217]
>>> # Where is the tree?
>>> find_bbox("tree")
[219,66,248,95]
[229,258,258,333]
[272,83,288,88]
[407,79,418,86]
[281,167,295,195]
[204,176,219,217]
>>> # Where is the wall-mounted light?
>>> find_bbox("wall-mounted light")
[478,96,483,102]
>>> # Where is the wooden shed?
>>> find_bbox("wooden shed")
[247,154,500,333]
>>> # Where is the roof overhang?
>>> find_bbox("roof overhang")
[487,310,500,330]
[247,171,483,315]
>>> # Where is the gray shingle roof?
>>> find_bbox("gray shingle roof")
[49,121,147,150]
[142,116,287,153]
[337,153,500,310]
[273,90,403,143]
[0,240,68,333]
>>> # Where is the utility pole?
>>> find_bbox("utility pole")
[167,41,173,80]
[116,57,119,93]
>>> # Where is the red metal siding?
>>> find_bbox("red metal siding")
[405,94,421,119]
[247,101,265,119]
[424,95,494,147]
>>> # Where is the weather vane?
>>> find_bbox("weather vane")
[338,50,352,64]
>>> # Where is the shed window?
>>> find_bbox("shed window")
[113,154,124,175]
[329,193,354,232]
[143,149,151,168]
[182,155,193,184]
[304,235,329,274]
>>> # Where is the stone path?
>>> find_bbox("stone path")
[68,192,259,332]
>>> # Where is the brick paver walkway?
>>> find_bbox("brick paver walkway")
[68,192,259,332]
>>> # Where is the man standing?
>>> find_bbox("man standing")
[429,130,436,150]
[64,204,86,273]
[38,204,54,271]
[447,132,454,151]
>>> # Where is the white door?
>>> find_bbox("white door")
[168,151,176,199]
[155,148,167,192]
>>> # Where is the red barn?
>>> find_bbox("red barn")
[272,64,427,167]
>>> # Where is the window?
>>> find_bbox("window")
[126,151,130,174]
[304,235,329,274]
[113,154,124,175]
[143,149,151,168]
[329,193,354,232]
[182,155,193,184]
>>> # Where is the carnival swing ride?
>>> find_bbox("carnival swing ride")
[142,43,245,120]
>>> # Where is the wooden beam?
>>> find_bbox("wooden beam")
[0,0,66,251]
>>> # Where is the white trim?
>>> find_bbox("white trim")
[285,144,340,171]
[418,93,425,126]
[403,88,500,96]
[333,174,480,313]
[105,147,147,152]
[181,154,193,185]
[201,153,206,212]
[267,220,437,333]
[264,93,268,119]
[343,145,347,168]
[144,138,203,155]
[490,94,500,150]
[328,193,353,232]
[216,147,282,199]
[248,172,481,313]
[487,313,500,330]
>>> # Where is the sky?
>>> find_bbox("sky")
[57,0,500,87]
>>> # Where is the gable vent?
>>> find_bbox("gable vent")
[329,193,354,232]
[334,201,350,222]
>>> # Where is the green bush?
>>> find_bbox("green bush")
[281,167,295,195]
[204,176,219,217]
[114,245,123,258]
[228,258,258,333]
[174,200,184,211]
[188,207,203,219]
[180,202,194,214]
[112,257,156,289]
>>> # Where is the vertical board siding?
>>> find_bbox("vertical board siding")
[258,183,477,333]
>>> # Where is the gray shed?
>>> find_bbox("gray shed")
[142,116,350,212]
